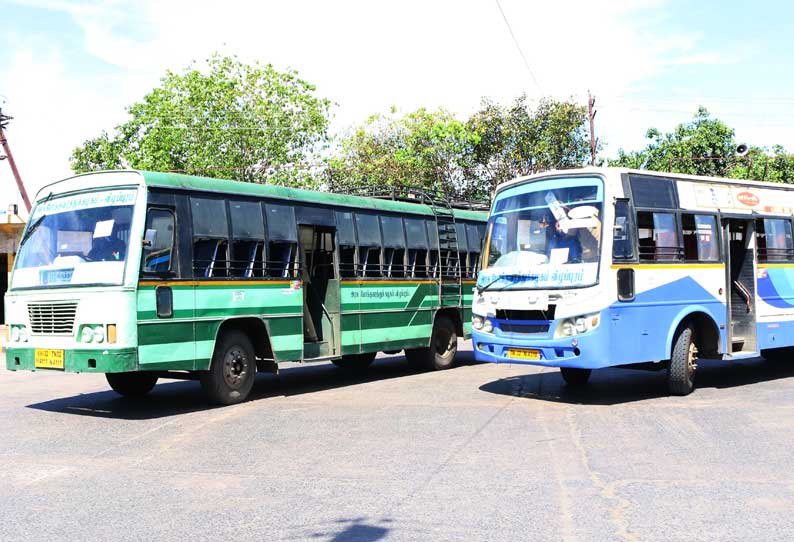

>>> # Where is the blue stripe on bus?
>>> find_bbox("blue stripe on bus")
[758,269,794,309]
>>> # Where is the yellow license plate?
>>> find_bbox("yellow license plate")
[34,349,65,370]
[506,348,541,361]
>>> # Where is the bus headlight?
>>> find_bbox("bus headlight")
[482,318,494,333]
[555,312,600,338]
[472,315,484,330]
[93,326,105,344]
[9,325,28,343]
[81,326,95,343]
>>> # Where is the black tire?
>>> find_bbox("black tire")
[106,372,158,397]
[405,314,458,371]
[332,352,377,371]
[560,367,591,387]
[668,324,696,396]
[200,330,257,405]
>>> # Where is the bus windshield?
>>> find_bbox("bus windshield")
[479,176,603,290]
[11,189,137,289]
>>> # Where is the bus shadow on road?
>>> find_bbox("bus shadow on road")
[479,357,794,405]
[26,352,483,420]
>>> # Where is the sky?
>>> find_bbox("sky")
[1,0,794,209]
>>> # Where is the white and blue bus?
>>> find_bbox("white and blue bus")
[472,167,794,395]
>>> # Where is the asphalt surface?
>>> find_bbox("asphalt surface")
[2,343,794,541]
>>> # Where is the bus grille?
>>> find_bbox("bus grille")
[500,323,550,334]
[28,302,78,335]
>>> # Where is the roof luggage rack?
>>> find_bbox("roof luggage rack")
[336,184,490,211]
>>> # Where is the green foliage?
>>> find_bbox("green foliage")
[611,107,736,177]
[466,95,592,193]
[328,108,479,196]
[330,96,592,201]
[611,107,794,182]
[71,54,331,186]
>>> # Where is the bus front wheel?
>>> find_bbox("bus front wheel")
[560,367,591,387]
[106,372,158,397]
[668,324,696,396]
[405,315,458,371]
[201,330,257,405]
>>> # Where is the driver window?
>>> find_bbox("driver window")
[142,209,175,274]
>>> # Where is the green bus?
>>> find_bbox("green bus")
[4,171,487,404]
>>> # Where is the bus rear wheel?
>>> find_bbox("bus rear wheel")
[560,367,591,387]
[106,372,158,397]
[668,324,696,396]
[405,315,458,371]
[332,352,377,371]
[200,330,256,405]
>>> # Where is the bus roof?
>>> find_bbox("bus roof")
[493,166,794,196]
[37,170,488,222]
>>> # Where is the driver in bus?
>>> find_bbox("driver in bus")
[548,219,582,263]
[88,208,130,261]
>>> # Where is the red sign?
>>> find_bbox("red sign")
[736,191,760,207]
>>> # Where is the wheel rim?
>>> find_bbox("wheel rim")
[223,347,250,389]
[687,341,698,380]
[434,327,455,358]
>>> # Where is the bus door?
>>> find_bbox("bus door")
[298,225,340,359]
[723,218,757,354]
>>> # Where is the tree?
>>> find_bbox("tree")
[611,107,737,177]
[465,95,592,194]
[71,54,331,186]
[328,107,479,197]
[611,107,794,183]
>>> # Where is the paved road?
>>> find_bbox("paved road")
[2,343,794,541]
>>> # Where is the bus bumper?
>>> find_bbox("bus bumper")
[4,347,138,373]
[472,323,612,369]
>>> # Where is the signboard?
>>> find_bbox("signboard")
[678,180,794,215]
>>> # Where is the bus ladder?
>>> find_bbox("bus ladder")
[431,202,462,307]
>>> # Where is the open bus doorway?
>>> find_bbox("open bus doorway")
[299,225,340,358]
[723,218,757,354]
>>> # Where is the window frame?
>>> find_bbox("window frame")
[140,206,177,276]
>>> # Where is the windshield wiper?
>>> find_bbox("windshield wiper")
[478,275,508,292]
[18,214,45,249]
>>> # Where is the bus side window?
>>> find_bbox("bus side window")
[683,214,718,262]
[142,209,175,274]
[336,211,357,278]
[405,218,429,278]
[355,213,382,278]
[637,211,679,261]
[229,201,265,278]
[381,216,406,278]
[466,223,482,277]
[191,197,229,278]
[455,222,469,278]
[425,220,440,278]
[612,199,633,260]
[265,204,298,278]
[758,218,794,262]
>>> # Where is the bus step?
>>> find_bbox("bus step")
[731,337,745,352]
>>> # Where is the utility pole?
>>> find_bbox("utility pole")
[587,91,598,166]
[0,108,31,213]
